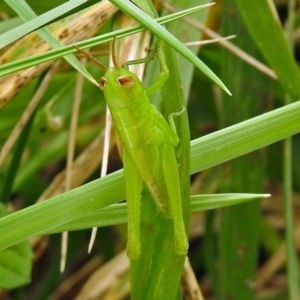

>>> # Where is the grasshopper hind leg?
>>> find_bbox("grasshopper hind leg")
[162,142,188,256]
[123,150,142,259]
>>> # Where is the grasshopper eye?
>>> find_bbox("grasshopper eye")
[99,77,106,90]
[118,76,135,89]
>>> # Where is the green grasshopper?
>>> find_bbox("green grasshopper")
[74,43,188,259]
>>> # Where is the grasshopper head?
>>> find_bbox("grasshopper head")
[99,67,144,108]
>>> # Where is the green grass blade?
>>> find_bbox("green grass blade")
[110,0,231,95]
[0,8,208,77]
[235,0,300,101]
[217,1,268,297]
[190,100,300,174]
[4,0,96,84]
[42,193,269,233]
[0,170,125,251]
[0,203,32,289]
[0,107,36,203]
[0,101,299,251]
[190,193,269,211]
[128,1,191,297]
[1,0,89,48]
[283,0,300,297]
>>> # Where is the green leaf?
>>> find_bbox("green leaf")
[235,0,300,101]
[217,2,269,298]
[129,9,191,296]
[0,101,299,252]
[4,0,95,84]
[42,193,270,233]
[1,0,92,48]
[190,193,269,211]
[0,203,33,289]
[190,100,300,174]
[110,0,231,95]
[0,6,208,77]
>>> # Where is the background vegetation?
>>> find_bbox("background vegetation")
[0,0,299,299]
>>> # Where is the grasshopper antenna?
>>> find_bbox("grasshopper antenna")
[111,38,120,68]
[73,45,108,71]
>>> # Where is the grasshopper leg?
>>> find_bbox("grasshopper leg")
[124,150,143,259]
